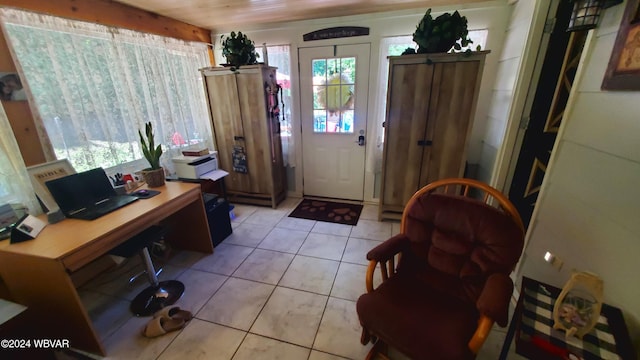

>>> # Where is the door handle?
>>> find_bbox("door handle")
[356,135,365,146]
[417,140,432,146]
[234,136,245,141]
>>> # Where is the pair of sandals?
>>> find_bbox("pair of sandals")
[143,305,193,338]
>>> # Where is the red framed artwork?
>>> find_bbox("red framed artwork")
[602,0,640,90]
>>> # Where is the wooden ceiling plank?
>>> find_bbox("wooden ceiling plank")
[0,0,212,43]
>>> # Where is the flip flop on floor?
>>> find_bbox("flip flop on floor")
[153,305,193,322]
[143,316,185,338]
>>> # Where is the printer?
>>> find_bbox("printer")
[172,151,218,180]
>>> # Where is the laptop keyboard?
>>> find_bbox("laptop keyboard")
[70,195,138,220]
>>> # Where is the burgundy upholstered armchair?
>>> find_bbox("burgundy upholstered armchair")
[357,178,525,360]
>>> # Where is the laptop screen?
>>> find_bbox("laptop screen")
[45,168,116,214]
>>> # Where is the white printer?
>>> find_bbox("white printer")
[172,151,218,180]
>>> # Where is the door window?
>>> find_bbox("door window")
[312,57,356,133]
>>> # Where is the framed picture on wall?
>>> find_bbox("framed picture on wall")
[602,0,640,90]
[0,72,27,101]
[26,159,76,212]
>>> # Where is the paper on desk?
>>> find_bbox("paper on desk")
[199,169,229,182]
[16,214,47,238]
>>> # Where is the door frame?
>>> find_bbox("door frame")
[297,42,374,201]
[490,0,562,194]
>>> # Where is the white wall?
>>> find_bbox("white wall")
[211,1,511,201]
[477,0,541,185]
[517,3,640,352]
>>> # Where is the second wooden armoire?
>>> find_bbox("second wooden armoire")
[201,65,286,208]
[379,51,489,221]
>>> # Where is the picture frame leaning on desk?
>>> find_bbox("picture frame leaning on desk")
[26,159,75,212]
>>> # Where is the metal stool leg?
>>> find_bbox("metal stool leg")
[130,247,184,316]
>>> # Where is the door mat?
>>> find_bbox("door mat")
[289,199,363,226]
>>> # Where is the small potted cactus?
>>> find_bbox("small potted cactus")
[138,121,165,187]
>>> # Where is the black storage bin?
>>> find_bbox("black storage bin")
[203,193,232,247]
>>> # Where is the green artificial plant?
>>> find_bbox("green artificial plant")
[138,122,163,170]
[408,9,476,54]
[220,31,260,68]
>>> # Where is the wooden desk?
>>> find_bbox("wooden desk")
[0,182,213,355]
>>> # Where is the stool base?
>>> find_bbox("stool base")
[131,280,185,316]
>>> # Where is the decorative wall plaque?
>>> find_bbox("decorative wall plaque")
[303,27,369,41]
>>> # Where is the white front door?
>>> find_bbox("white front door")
[299,44,370,201]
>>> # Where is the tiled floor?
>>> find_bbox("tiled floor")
[79,198,525,359]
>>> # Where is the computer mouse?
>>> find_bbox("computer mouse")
[138,189,148,194]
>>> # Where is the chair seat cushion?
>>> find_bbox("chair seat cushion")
[356,273,479,360]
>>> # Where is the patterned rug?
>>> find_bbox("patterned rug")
[288,199,363,226]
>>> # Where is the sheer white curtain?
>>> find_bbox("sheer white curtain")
[0,103,40,214]
[254,44,295,167]
[0,9,213,175]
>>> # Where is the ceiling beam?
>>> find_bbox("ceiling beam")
[0,0,211,43]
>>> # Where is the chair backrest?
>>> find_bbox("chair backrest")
[398,178,525,304]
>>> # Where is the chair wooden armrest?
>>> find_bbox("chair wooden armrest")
[364,234,408,292]
[365,257,399,293]
[468,315,494,354]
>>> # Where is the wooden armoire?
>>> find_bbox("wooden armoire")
[201,65,286,208]
[379,51,489,221]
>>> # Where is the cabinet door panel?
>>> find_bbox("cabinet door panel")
[206,74,251,192]
[421,61,480,186]
[382,63,434,206]
[236,71,272,194]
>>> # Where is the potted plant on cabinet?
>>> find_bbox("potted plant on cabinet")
[220,31,260,68]
[138,121,165,187]
[403,8,476,55]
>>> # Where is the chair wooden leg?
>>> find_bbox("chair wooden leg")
[360,327,371,345]
[366,339,390,360]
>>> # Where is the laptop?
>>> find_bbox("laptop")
[45,168,138,220]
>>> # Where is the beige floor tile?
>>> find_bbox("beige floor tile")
[102,316,179,359]
[82,257,149,301]
[174,269,227,314]
[391,222,401,235]
[84,261,185,302]
[277,197,303,210]
[258,227,309,254]
[341,238,382,265]
[166,250,208,268]
[330,262,368,302]
[224,223,272,247]
[313,297,372,359]
[311,222,352,237]
[232,249,294,284]
[158,319,245,360]
[279,255,339,295]
[197,277,274,331]
[350,219,392,241]
[80,290,132,341]
[251,287,327,347]
[230,204,259,224]
[276,216,317,232]
[190,244,254,275]
[298,233,348,261]
[243,209,289,227]
[359,204,379,220]
[308,350,350,360]
[232,333,310,360]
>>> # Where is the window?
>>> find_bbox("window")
[0,9,213,174]
[311,57,356,134]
